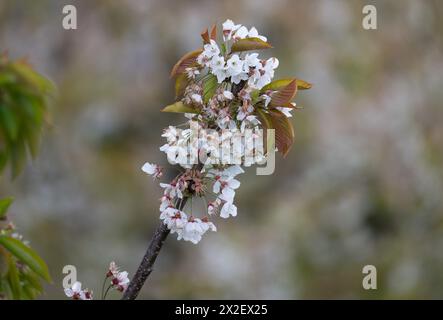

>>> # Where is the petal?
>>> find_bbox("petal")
[228,179,240,189]
[72,281,82,292]
[64,289,74,297]
[213,181,221,194]
[142,162,155,174]
[220,188,235,202]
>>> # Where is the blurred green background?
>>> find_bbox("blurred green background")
[1,0,443,299]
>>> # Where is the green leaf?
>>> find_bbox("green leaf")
[21,285,37,300]
[24,125,41,158]
[161,101,199,114]
[0,104,19,141]
[231,37,272,52]
[22,269,43,292]
[295,79,312,90]
[261,79,292,92]
[220,43,227,56]
[10,61,55,94]
[0,236,51,282]
[203,74,218,103]
[261,78,312,93]
[10,139,27,179]
[0,57,53,178]
[175,73,189,99]
[0,72,17,86]
[0,197,14,219]
[0,277,13,299]
[7,255,21,299]
[250,89,260,104]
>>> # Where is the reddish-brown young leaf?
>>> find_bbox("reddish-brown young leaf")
[256,108,272,154]
[269,109,295,157]
[256,108,272,130]
[210,24,217,41]
[201,28,210,44]
[270,79,297,107]
[170,49,203,78]
[256,108,295,157]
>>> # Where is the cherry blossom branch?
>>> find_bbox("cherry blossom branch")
[122,165,197,300]
[121,221,172,300]
[64,19,311,301]
[121,19,311,300]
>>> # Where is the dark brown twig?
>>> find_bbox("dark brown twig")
[122,197,188,300]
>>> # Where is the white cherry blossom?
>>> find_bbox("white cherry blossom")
[220,201,237,218]
[178,218,216,244]
[222,19,241,40]
[248,27,267,42]
[234,26,249,40]
[111,271,130,292]
[160,207,188,231]
[161,126,178,143]
[191,93,203,105]
[203,40,220,59]
[64,281,93,300]
[244,53,261,69]
[210,55,228,83]
[185,67,200,79]
[142,162,163,179]
[226,54,244,76]
[223,90,234,100]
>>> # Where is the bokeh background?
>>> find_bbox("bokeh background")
[1,0,443,299]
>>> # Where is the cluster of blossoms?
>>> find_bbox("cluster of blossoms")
[156,121,265,168]
[197,20,277,90]
[64,261,129,300]
[153,165,242,244]
[143,20,311,244]
[64,282,93,300]
[106,261,130,292]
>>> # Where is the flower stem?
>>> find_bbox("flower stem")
[103,283,113,300]
[101,274,108,300]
